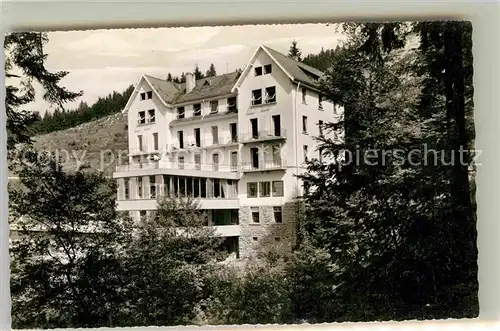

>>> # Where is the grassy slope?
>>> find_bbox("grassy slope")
[32,112,129,176]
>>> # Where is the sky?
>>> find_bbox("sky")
[27,23,344,115]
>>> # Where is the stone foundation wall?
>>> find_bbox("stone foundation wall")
[238,202,300,258]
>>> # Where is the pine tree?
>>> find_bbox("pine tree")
[299,22,477,320]
[5,32,83,153]
[193,64,204,80]
[288,40,302,61]
[167,73,173,82]
[180,72,186,83]
[205,63,217,77]
[9,148,131,328]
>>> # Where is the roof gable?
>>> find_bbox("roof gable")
[231,45,325,92]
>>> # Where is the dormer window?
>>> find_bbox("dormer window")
[210,100,218,113]
[138,111,146,124]
[147,109,155,123]
[193,103,202,116]
[177,107,185,119]
[227,97,237,112]
[251,89,262,106]
[264,64,272,74]
[265,86,276,103]
[254,66,262,76]
[147,91,153,99]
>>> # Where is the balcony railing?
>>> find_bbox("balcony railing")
[240,159,287,172]
[239,129,287,143]
[171,136,239,150]
[116,161,239,173]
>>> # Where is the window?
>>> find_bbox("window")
[194,154,201,170]
[140,210,147,219]
[247,182,258,198]
[259,182,271,197]
[319,120,323,136]
[304,145,309,162]
[137,177,143,198]
[213,178,221,198]
[210,100,218,113]
[273,206,283,223]
[254,66,262,76]
[147,91,153,99]
[253,237,258,241]
[193,178,200,197]
[272,181,284,197]
[179,177,186,197]
[124,178,130,199]
[212,153,219,171]
[272,144,282,166]
[178,156,185,169]
[153,133,159,151]
[302,87,307,103]
[302,116,308,133]
[230,123,238,142]
[194,128,201,147]
[138,135,143,152]
[275,237,281,242]
[138,111,146,124]
[264,64,272,74]
[177,106,185,119]
[211,126,219,145]
[250,147,259,169]
[252,89,262,105]
[177,131,184,149]
[250,118,259,138]
[187,177,193,197]
[163,175,171,197]
[227,97,237,112]
[230,151,238,171]
[251,207,260,223]
[147,109,155,123]
[200,178,207,198]
[193,103,201,116]
[265,86,276,103]
[272,115,281,136]
[318,94,323,110]
[140,93,146,100]
[149,176,156,199]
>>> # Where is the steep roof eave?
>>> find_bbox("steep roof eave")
[122,75,173,113]
[231,45,295,93]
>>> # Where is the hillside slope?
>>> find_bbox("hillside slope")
[32,112,129,176]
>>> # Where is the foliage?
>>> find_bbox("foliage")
[206,63,217,77]
[5,32,82,152]
[298,21,477,321]
[288,40,302,60]
[29,85,134,135]
[9,147,130,328]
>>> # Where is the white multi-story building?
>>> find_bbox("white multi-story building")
[113,45,343,258]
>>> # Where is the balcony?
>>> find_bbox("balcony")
[240,159,287,172]
[239,129,287,144]
[116,160,238,173]
[171,136,239,151]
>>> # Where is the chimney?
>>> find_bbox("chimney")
[185,72,195,93]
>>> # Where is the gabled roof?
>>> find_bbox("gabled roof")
[232,45,325,93]
[261,45,324,87]
[174,71,240,104]
[123,72,241,113]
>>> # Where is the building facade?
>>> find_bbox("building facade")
[113,45,343,258]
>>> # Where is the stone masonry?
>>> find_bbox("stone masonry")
[238,201,300,258]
